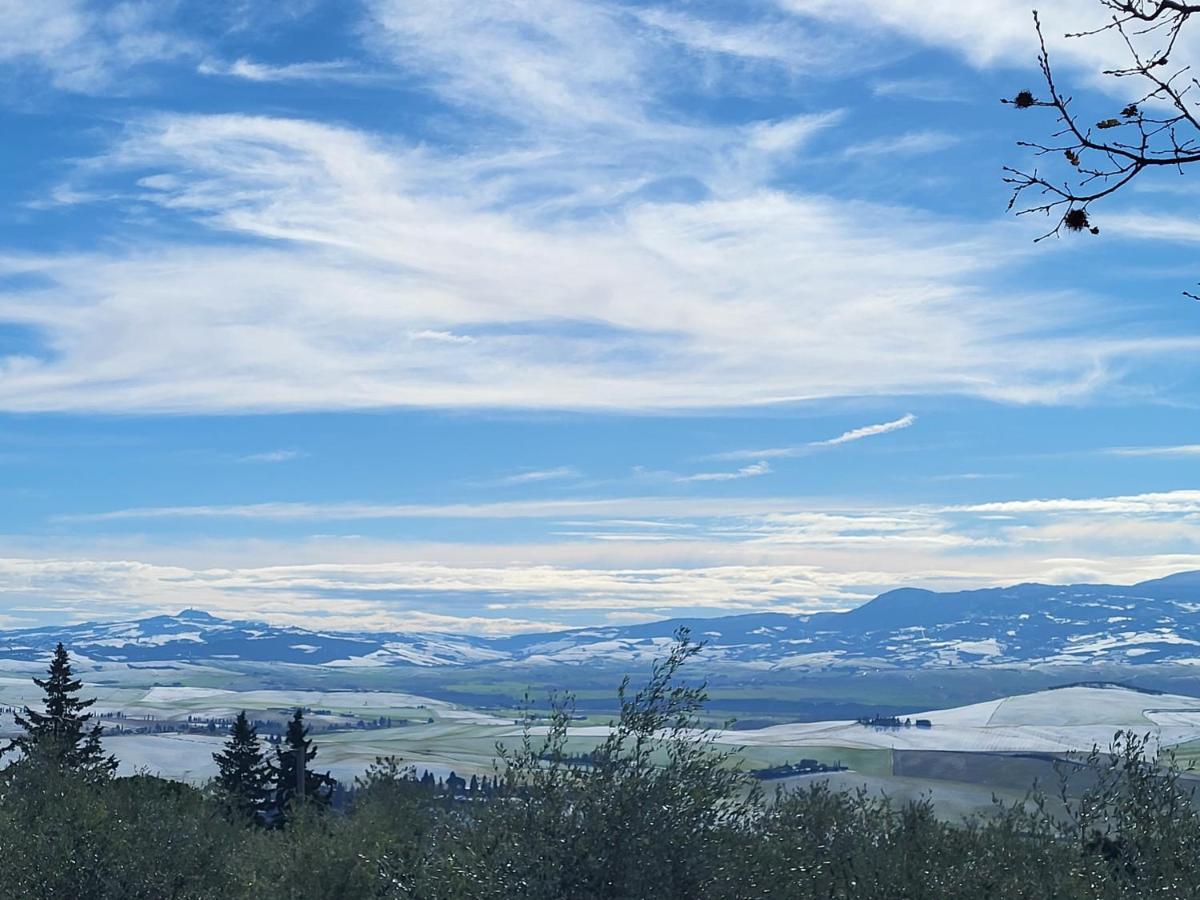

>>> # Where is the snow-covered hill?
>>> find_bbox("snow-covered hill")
[11,571,1200,670]
[724,684,1200,755]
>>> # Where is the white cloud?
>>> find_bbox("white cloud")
[238,449,306,464]
[0,0,192,93]
[491,466,580,486]
[198,58,367,83]
[56,496,802,524]
[408,329,474,344]
[786,0,1139,71]
[843,131,961,159]
[5,526,1200,632]
[1106,444,1200,458]
[871,76,970,102]
[677,460,772,483]
[815,413,918,446]
[714,413,918,460]
[363,0,647,128]
[0,111,1133,413]
[1101,214,1200,244]
[27,483,1200,629]
[960,489,1200,515]
[3,2,1194,418]
[3,0,1191,417]
[631,6,852,71]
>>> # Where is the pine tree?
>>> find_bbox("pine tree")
[5,643,117,778]
[212,710,271,822]
[271,708,334,820]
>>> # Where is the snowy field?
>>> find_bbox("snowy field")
[713,686,1200,756]
[4,682,1199,788]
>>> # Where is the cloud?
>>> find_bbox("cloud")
[2,110,1135,413]
[1101,214,1200,244]
[714,413,918,460]
[959,489,1200,516]
[5,0,1191,417]
[870,77,970,102]
[3,1,1194,421]
[631,6,854,72]
[843,131,961,159]
[814,413,917,446]
[238,449,306,463]
[408,330,474,344]
[786,0,1141,72]
[1106,445,1200,458]
[490,466,580,486]
[0,0,193,93]
[677,461,772,483]
[0,554,872,633]
[56,496,802,524]
[363,0,856,131]
[198,58,368,83]
[31,481,1200,630]
[6,524,1200,632]
[928,472,1013,481]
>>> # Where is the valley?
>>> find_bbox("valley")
[10,573,1200,818]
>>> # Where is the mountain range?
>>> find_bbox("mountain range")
[8,572,1200,670]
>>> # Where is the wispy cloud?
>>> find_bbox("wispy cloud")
[5,0,1183,418]
[19,481,1200,631]
[1106,444,1200,458]
[814,413,917,446]
[238,449,307,464]
[6,112,1126,414]
[0,0,193,93]
[677,461,772,483]
[490,466,580,486]
[960,490,1200,515]
[787,0,1132,74]
[843,131,960,159]
[408,330,474,344]
[198,58,368,83]
[928,472,1013,481]
[870,76,969,102]
[713,414,918,460]
[56,496,800,524]
[1101,214,1200,244]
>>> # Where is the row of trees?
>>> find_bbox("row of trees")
[4,636,1200,898]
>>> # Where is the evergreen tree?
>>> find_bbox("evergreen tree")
[271,708,334,819]
[212,710,271,822]
[5,642,116,778]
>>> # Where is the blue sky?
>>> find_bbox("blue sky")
[3,0,1200,633]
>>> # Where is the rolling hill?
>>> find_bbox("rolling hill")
[7,571,1200,670]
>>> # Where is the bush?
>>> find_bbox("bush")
[4,635,1200,899]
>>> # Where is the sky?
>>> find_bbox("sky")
[3,0,1200,634]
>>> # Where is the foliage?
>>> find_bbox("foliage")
[6,638,1200,898]
[270,708,336,823]
[3,642,116,779]
[212,710,272,823]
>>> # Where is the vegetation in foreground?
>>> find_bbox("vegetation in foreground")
[3,637,1200,898]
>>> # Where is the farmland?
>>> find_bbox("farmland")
[3,670,1196,819]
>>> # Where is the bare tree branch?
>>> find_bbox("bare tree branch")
[1005,5,1200,259]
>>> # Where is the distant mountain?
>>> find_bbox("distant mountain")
[9,573,1200,670]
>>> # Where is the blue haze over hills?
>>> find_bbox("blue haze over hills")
[9,573,1200,671]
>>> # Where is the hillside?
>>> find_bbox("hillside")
[8,572,1200,670]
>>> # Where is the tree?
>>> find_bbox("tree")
[4,642,116,778]
[471,628,757,899]
[270,708,335,820]
[1005,1,1200,286]
[212,710,271,822]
